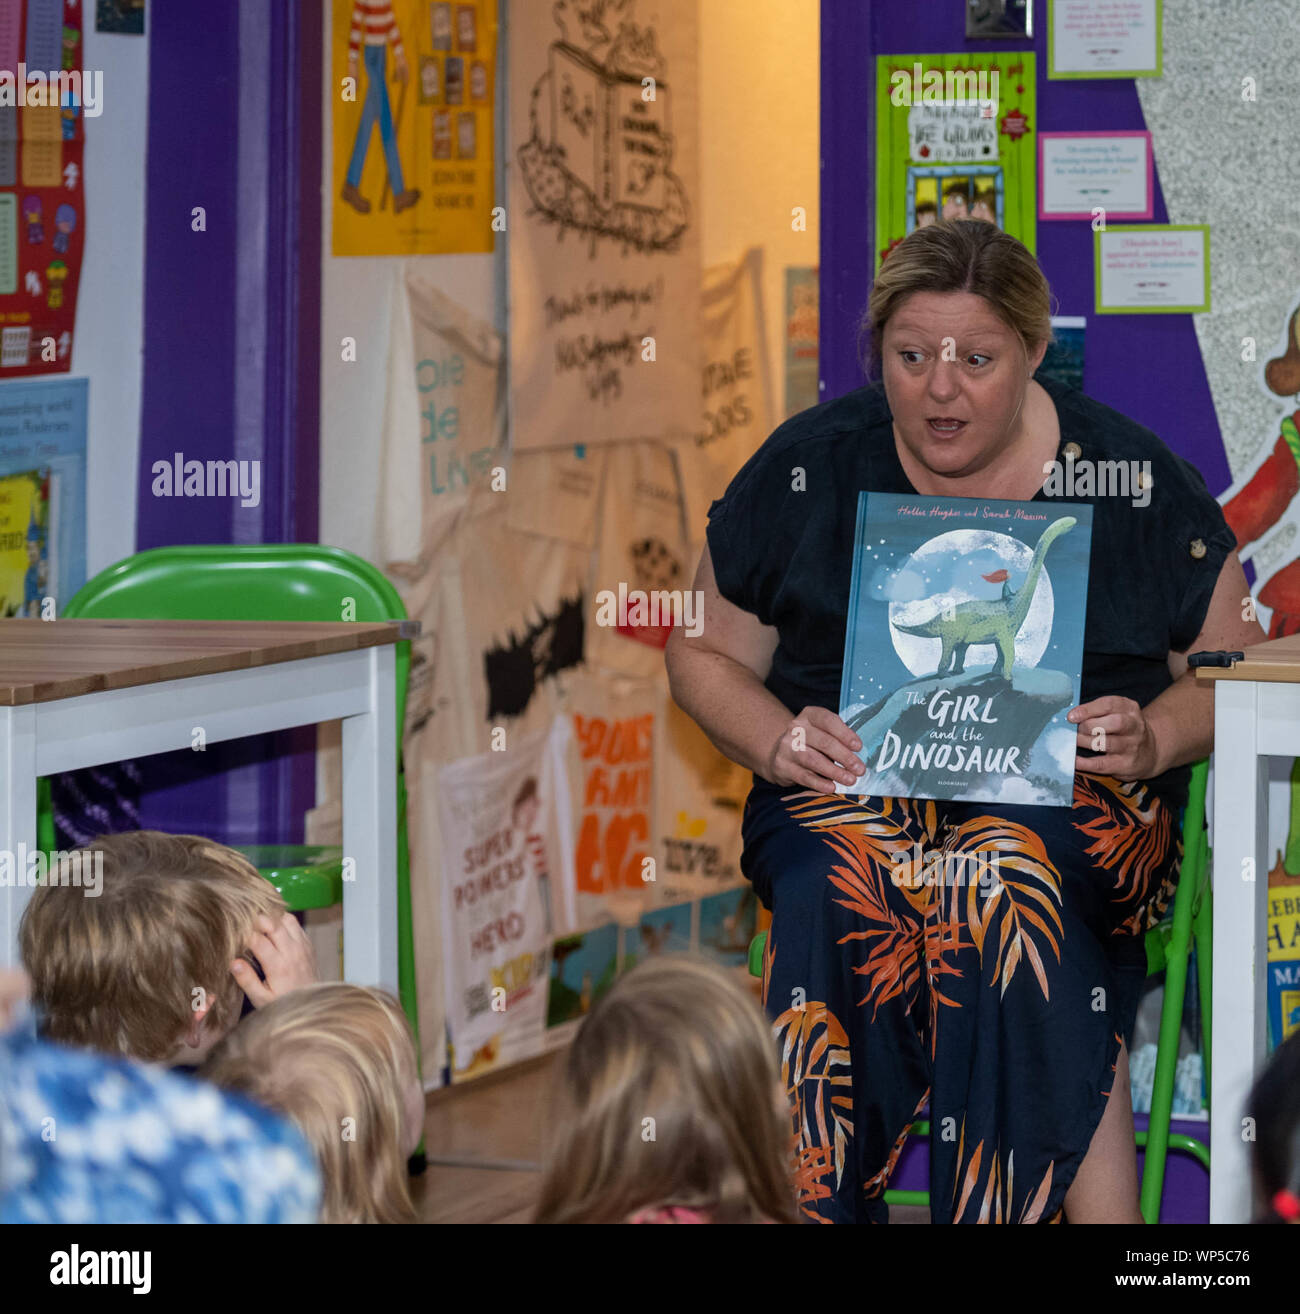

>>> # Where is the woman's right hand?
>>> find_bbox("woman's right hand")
[767,707,866,791]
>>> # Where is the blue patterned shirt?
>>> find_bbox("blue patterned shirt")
[0,1020,321,1223]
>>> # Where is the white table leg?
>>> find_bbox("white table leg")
[1210,679,1269,1223]
[0,704,37,969]
[341,643,398,993]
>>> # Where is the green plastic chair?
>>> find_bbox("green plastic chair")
[36,545,422,1080]
[748,757,1213,1223]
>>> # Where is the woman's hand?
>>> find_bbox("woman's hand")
[1068,696,1160,780]
[768,707,867,792]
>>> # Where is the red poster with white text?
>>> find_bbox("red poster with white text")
[0,0,85,376]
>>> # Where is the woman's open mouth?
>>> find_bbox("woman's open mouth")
[927,417,968,436]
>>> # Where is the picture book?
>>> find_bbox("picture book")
[838,493,1093,807]
[0,466,54,618]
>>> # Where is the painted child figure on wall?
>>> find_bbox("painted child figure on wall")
[341,0,421,215]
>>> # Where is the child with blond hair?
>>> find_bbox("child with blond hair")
[20,830,316,1065]
[201,982,424,1224]
[534,955,798,1224]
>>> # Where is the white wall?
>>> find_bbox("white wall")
[73,20,148,574]
[699,0,820,412]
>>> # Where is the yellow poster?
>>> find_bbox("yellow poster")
[331,0,496,255]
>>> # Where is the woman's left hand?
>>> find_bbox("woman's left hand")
[1068,696,1160,781]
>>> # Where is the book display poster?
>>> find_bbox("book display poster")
[838,493,1093,807]
[0,374,83,610]
[331,0,497,256]
[0,0,86,376]
[875,52,1036,271]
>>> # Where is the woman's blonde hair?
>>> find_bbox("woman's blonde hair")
[863,219,1054,375]
[534,955,798,1224]
[20,830,285,1061]
[201,983,419,1224]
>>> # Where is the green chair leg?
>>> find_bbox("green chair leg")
[1194,866,1212,1100]
[1139,758,1208,1225]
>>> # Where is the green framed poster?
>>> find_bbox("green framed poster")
[874,53,1037,272]
[1049,0,1163,80]
[1093,224,1210,315]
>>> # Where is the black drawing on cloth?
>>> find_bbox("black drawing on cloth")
[516,0,690,256]
[484,591,585,719]
[628,536,681,591]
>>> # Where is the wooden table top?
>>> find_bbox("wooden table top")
[1195,633,1300,685]
[0,618,420,706]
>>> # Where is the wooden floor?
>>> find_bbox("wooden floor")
[408,1048,928,1224]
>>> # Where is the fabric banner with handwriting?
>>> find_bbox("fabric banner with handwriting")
[585,439,690,678]
[564,673,658,933]
[507,0,701,449]
[652,681,749,907]
[674,247,774,544]
[380,269,505,573]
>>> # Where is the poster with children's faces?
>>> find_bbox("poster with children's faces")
[0,0,86,376]
[331,0,496,255]
[875,53,1036,272]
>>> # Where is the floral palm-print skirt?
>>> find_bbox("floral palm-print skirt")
[742,773,1182,1224]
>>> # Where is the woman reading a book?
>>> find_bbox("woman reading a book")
[665,219,1263,1224]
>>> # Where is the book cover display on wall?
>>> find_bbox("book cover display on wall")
[0,373,84,610]
[838,492,1093,807]
[331,0,497,256]
[0,0,87,376]
[875,51,1037,270]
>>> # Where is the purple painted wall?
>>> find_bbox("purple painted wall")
[819,0,1231,500]
[129,0,322,846]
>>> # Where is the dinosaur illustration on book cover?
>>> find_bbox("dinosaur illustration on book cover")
[838,494,1092,807]
[892,516,1077,678]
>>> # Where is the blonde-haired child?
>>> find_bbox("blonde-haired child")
[201,982,423,1224]
[534,954,798,1224]
[20,830,314,1065]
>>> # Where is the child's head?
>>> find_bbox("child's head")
[942,182,969,219]
[534,955,797,1224]
[20,830,284,1065]
[200,983,422,1224]
[1248,1029,1300,1221]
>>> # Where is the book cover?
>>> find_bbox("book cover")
[838,493,1093,806]
[0,465,53,617]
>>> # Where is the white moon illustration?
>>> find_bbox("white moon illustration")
[888,528,1054,678]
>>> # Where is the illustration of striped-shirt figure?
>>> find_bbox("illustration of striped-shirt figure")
[342,0,421,215]
[513,776,553,936]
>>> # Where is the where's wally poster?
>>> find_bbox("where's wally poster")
[875,52,1036,271]
[0,0,87,376]
[838,494,1092,808]
[331,0,497,256]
